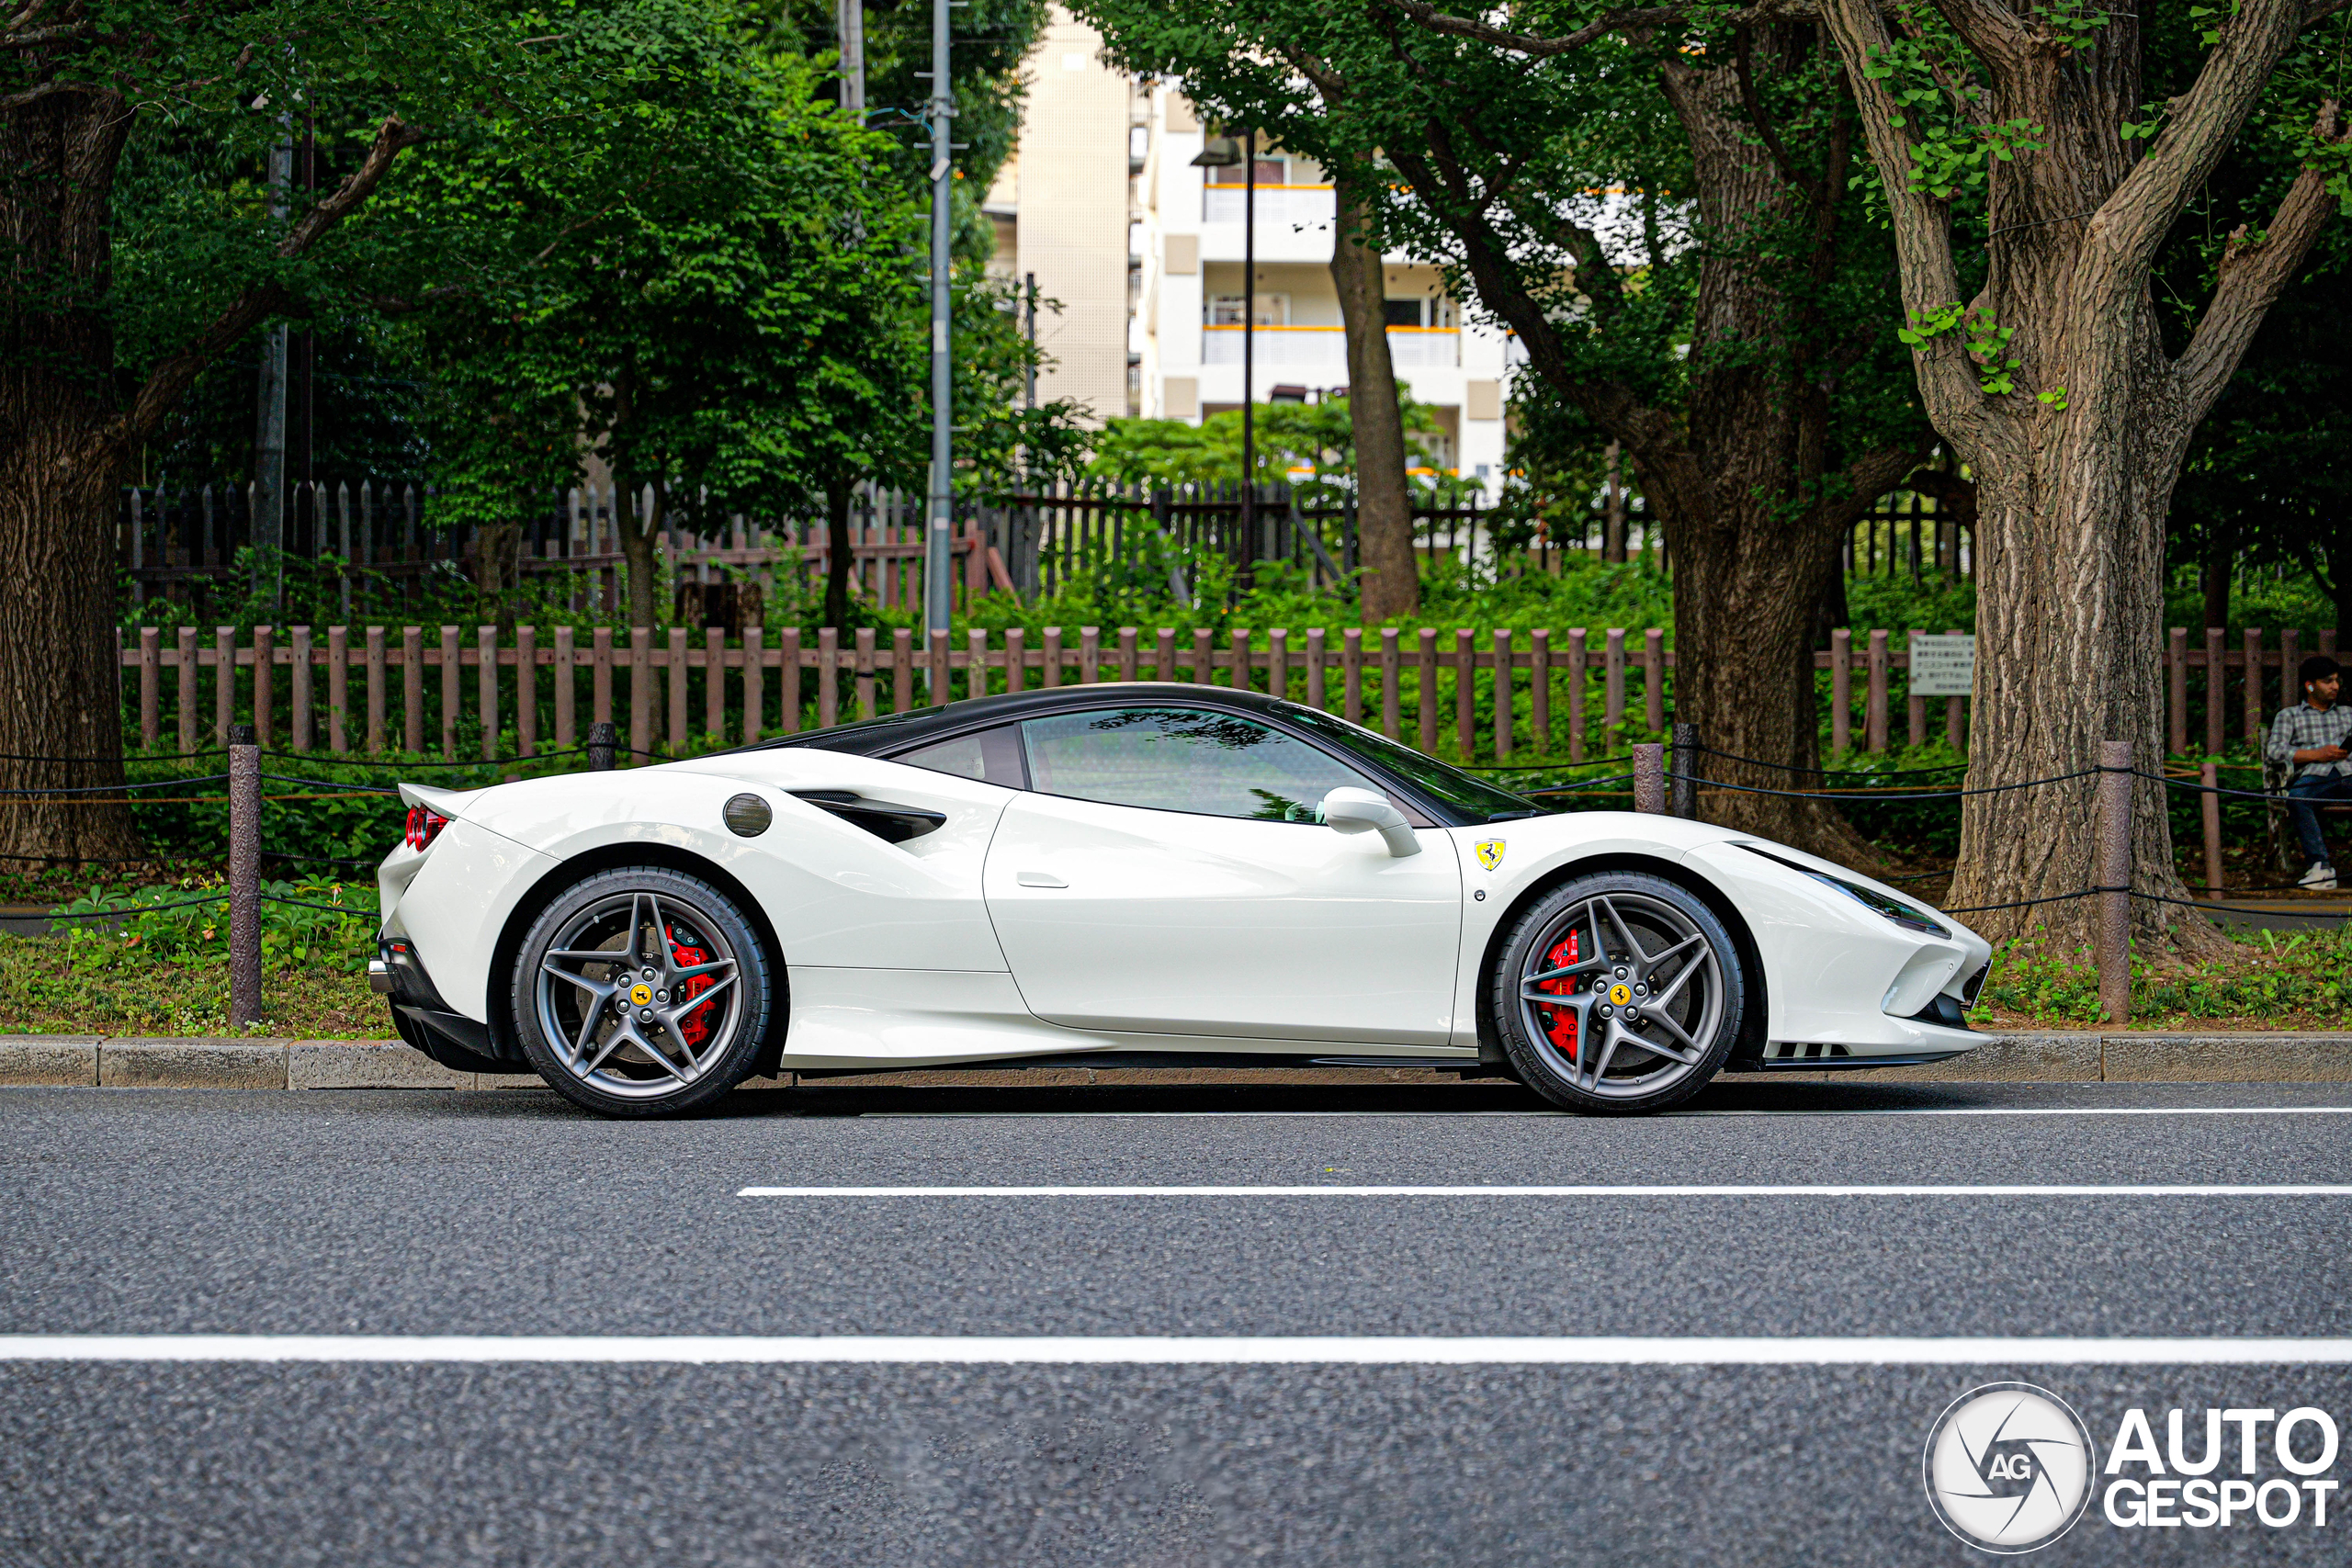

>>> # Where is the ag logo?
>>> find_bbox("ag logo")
[1475,840,1506,871]
[1608,983,1632,1006]
[1924,1382,2096,1553]
[628,983,654,1007]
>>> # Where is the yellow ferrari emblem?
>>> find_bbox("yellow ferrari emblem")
[629,983,654,1007]
[1475,840,1506,871]
[1609,983,1632,1007]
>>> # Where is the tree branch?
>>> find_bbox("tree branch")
[1735,24,1815,196]
[2306,0,2351,25]
[0,76,99,111]
[115,114,428,448]
[2083,0,2312,281]
[0,18,85,46]
[1374,0,1686,57]
[1920,0,2034,80]
[1817,0,1976,411]
[1822,444,1946,530]
[2175,100,2347,421]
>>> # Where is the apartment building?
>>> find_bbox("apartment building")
[987,9,1513,490]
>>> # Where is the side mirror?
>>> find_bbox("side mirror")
[1321,786,1420,858]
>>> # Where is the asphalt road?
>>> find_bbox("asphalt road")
[5,1077,2350,1564]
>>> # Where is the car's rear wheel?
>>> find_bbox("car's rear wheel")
[1489,871,1742,1115]
[512,867,775,1118]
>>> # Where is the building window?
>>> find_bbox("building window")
[1209,294,1289,327]
[1383,299,1425,329]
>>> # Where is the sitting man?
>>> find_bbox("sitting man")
[2265,655,2351,889]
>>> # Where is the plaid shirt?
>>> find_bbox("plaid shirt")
[2265,702,2352,784]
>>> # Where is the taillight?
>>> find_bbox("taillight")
[404,807,450,852]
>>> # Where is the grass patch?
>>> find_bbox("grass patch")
[0,940,387,1038]
[1973,922,2352,1031]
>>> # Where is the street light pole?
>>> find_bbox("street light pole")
[1240,128,1256,586]
[923,0,953,643]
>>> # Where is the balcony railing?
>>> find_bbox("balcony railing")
[1201,184,1339,227]
[1202,324,1459,369]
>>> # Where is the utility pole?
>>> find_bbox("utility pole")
[1239,128,1257,585]
[923,0,954,644]
[1023,270,1037,411]
[836,0,864,116]
[253,135,292,608]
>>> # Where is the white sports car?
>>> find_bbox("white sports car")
[372,683,1991,1118]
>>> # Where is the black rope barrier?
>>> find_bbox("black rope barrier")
[0,773,230,797]
[256,773,401,795]
[31,894,229,920]
[1524,773,1637,795]
[257,893,378,916]
[0,749,227,763]
[1692,745,1969,778]
[1665,768,2098,803]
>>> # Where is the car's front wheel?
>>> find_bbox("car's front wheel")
[512,867,775,1117]
[1489,871,1743,1115]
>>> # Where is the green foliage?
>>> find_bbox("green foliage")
[1977,923,2352,1027]
[51,879,379,974]
[1086,395,1464,502]
[1896,303,2021,394]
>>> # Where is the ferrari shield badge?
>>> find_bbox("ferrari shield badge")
[1475,840,1506,872]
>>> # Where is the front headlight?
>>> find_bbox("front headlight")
[1740,845,1951,938]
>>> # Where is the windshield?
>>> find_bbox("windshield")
[1275,704,1544,823]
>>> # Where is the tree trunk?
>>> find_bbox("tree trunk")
[1602,443,1627,563]
[2201,532,2233,636]
[616,483,660,632]
[474,522,524,632]
[1821,0,2345,950]
[1329,176,1418,623]
[0,92,141,859]
[823,475,854,630]
[0,389,142,860]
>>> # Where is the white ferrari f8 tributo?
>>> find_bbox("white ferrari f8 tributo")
[372,684,1990,1117]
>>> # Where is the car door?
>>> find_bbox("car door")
[980,705,1463,1044]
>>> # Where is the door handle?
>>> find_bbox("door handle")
[1015,871,1069,888]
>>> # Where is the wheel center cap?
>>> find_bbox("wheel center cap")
[629,983,654,1007]
[1608,983,1632,1007]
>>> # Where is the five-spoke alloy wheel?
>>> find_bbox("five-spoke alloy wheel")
[512,867,775,1117]
[1489,871,1743,1114]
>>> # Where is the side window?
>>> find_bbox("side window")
[1018,708,1378,821]
[896,724,1027,787]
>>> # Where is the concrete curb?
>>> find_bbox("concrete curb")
[2,1031,2350,1090]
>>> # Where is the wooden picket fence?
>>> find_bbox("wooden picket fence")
[110,620,2347,766]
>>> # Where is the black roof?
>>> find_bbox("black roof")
[750,682,1311,758]
[743,682,1539,828]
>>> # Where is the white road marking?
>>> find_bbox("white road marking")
[856,1106,2352,1120]
[5,1335,2351,1365]
[736,1184,2352,1198]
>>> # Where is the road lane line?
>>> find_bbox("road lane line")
[734,1184,2352,1197]
[6,1335,2352,1365]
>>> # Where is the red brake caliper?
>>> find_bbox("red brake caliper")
[1536,931,1580,1062]
[666,925,718,1049]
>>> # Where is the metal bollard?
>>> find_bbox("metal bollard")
[587,720,616,773]
[2096,739,2132,1026]
[1670,722,1698,820]
[228,723,261,1027]
[1633,743,1668,815]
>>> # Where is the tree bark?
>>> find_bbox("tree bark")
[1329,175,1419,623]
[1602,443,1627,563]
[1372,22,1922,858]
[1819,0,2346,948]
[616,482,660,633]
[2,89,424,857]
[2202,532,2233,636]
[0,86,140,858]
[823,474,854,630]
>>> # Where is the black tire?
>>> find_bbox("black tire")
[510,866,775,1118]
[1488,871,1743,1115]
